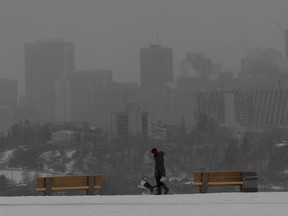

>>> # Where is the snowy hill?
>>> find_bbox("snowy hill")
[0,192,288,216]
[2,126,288,195]
[0,149,14,165]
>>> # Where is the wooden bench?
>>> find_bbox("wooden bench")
[192,171,254,193]
[36,174,102,195]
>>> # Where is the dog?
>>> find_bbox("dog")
[137,176,156,194]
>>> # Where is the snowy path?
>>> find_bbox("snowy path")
[0,192,288,216]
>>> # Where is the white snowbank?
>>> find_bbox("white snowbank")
[0,149,14,164]
[0,192,288,216]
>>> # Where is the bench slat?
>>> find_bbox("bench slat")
[192,171,246,193]
[192,181,243,186]
[193,171,244,183]
[35,175,102,195]
[36,185,102,192]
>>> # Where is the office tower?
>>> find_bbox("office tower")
[25,39,74,122]
[109,104,153,141]
[69,70,113,126]
[181,53,212,76]
[140,44,173,86]
[198,91,226,126]
[137,85,170,125]
[198,88,288,129]
[239,48,287,89]
[55,74,71,122]
[69,70,138,128]
[0,79,18,108]
[0,79,18,131]
[237,88,288,128]
[285,29,288,58]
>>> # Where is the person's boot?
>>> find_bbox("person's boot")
[155,186,161,195]
[163,184,169,194]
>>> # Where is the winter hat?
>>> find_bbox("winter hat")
[151,148,158,153]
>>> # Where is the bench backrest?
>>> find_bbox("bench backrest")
[194,171,243,183]
[36,175,102,188]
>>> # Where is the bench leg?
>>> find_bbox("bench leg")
[87,176,95,195]
[200,173,209,193]
[200,185,208,193]
[44,177,52,196]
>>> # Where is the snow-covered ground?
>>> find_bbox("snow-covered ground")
[0,192,287,216]
[0,149,14,165]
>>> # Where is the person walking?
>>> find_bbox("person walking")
[151,148,169,195]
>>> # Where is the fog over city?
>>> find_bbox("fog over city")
[0,0,288,93]
[2,0,288,197]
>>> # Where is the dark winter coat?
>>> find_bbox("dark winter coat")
[154,151,166,178]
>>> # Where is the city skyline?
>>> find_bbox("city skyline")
[25,39,75,122]
[1,0,288,93]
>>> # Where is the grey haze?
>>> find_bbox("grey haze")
[0,0,287,93]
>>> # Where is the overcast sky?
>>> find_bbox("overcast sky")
[0,0,288,93]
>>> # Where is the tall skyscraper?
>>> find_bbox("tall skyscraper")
[69,70,113,126]
[0,79,18,132]
[25,39,75,122]
[140,44,173,86]
[109,104,153,141]
[285,29,288,58]
[239,48,287,89]
[182,53,212,75]
[0,78,18,108]
[55,74,71,123]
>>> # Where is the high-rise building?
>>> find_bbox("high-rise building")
[0,79,18,108]
[109,104,153,141]
[285,29,288,58]
[137,85,170,125]
[25,39,75,122]
[182,53,212,75]
[198,88,288,129]
[69,70,113,126]
[0,79,18,131]
[239,48,288,89]
[55,74,71,122]
[69,70,138,128]
[140,44,173,86]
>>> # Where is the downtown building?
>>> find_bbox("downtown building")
[140,44,173,86]
[69,70,112,126]
[66,70,138,128]
[0,79,18,132]
[197,88,288,129]
[238,88,288,128]
[238,48,288,89]
[138,44,173,126]
[109,104,153,142]
[25,39,75,122]
[138,50,231,130]
[196,48,288,129]
[198,91,239,128]
[55,70,114,123]
[181,52,213,76]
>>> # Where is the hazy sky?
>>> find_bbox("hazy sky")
[1,0,288,93]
